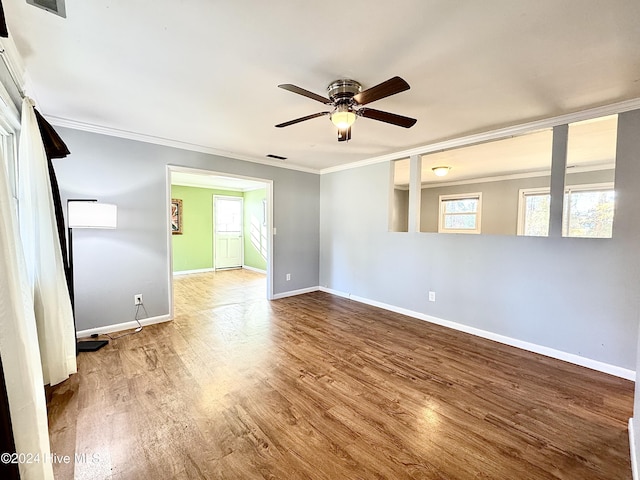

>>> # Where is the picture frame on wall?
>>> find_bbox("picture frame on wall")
[171,198,183,234]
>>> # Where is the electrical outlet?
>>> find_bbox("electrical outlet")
[428,291,436,302]
[134,294,143,305]
[286,273,291,281]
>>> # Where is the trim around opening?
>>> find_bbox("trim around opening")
[166,165,274,321]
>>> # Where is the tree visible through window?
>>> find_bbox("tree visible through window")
[523,193,550,236]
[563,189,614,238]
[518,185,614,238]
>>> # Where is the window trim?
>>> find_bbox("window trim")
[438,192,482,234]
[0,135,19,222]
[0,84,20,209]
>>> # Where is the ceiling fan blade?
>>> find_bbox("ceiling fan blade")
[337,126,351,142]
[353,76,410,105]
[278,84,332,105]
[357,108,417,128]
[275,111,330,128]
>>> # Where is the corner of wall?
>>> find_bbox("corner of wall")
[630,417,638,480]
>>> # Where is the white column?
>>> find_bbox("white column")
[408,154,422,233]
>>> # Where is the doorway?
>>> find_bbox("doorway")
[213,195,243,269]
[166,166,273,318]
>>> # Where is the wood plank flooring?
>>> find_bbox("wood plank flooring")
[47,269,634,479]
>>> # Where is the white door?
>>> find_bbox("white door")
[214,196,243,269]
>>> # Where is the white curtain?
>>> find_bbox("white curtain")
[0,143,53,478]
[18,97,77,385]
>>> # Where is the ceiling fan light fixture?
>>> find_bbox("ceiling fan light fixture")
[277,76,416,140]
[432,166,451,177]
[331,105,356,130]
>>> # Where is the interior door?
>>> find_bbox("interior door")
[214,196,243,269]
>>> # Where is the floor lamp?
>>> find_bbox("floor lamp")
[67,199,117,353]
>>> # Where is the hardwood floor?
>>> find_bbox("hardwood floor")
[47,269,634,479]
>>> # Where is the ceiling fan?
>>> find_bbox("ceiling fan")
[275,76,417,142]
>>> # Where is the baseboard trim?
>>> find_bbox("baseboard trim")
[173,268,215,276]
[77,314,172,338]
[631,418,639,480]
[318,287,635,381]
[320,287,350,299]
[242,265,267,274]
[272,286,319,300]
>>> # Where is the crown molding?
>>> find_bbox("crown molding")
[320,98,640,175]
[5,22,639,180]
[45,115,321,175]
[0,34,318,175]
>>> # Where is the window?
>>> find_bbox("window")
[517,184,614,238]
[214,196,243,234]
[563,184,614,238]
[517,188,551,236]
[438,193,482,234]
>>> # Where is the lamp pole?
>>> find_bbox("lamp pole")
[66,199,111,353]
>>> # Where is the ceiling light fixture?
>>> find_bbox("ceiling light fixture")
[432,166,451,177]
[331,104,356,130]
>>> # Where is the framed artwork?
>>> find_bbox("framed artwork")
[171,198,183,234]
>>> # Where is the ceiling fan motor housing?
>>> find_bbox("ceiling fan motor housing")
[327,79,362,105]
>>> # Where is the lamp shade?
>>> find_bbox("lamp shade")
[68,201,117,229]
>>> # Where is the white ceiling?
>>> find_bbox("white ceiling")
[171,171,266,192]
[394,115,618,185]
[4,1,640,172]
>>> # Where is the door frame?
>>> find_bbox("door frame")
[213,194,244,270]
[166,165,274,320]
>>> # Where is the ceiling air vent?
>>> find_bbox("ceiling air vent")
[26,0,66,18]
[266,154,287,160]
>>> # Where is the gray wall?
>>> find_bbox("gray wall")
[624,111,640,461]
[420,169,615,234]
[320,110,640,370]
[54,128,320,330]
[391,188,409,232]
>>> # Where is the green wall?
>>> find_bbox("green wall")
[243,188,268,271]
[171,185,268,273]
[171,185,242,272]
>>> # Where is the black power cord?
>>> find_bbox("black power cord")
[103,303,147,341]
